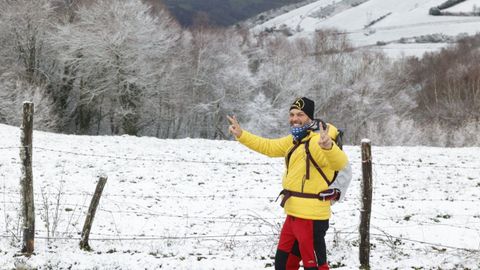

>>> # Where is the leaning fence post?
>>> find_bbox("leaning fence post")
[80,176,107,251]
[20,101,35,256]
[359,139,372,269]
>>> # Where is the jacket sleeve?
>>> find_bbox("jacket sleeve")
[237,130,291,158]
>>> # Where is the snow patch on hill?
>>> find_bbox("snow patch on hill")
[252,0,480,57]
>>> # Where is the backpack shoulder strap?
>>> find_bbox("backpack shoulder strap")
[285,141,302,174]
[285,136,340,186]
[336,129,344,150]
[304,139,334,186]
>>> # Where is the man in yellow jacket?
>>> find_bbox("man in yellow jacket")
[227,97,348,270]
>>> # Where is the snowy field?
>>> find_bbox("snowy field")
[0,123,479,269]
[253,0,480,57]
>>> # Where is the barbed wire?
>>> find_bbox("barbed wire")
[2,138,480,259]
[0,233,275,241]
[2,144,479,251]
[0,231,476,253]
[370,232,479,253]
[0,191,279,200]
[2,190,479,203]
[32,146,281,166]
[3,201,479,218]
[2,144,480,170]
[371,161,480,170]
[0,146,22,150]
[0,199,283,221]
[372,217,480,231]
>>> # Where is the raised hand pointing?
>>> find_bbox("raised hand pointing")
[227,115,243,138]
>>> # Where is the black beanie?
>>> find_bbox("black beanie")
[290,97,315,120]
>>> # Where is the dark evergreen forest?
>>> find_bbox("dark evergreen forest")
[161,0,305,26]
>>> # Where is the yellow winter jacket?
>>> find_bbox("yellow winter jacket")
[237,126,348,220]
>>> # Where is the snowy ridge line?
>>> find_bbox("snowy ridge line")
[360,17,480,32]
[310,17,480,36]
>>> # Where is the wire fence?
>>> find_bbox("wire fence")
[2,144,480,169]
[1,143,480,255]
[0,231,477,253]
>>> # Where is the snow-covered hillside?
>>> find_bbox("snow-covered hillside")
[253,0,480,57]
[1,123,479,269]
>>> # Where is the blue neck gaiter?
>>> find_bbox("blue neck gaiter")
[291,124,309,142]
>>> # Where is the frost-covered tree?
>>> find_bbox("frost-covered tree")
[50,0,179,135]
[252,31,358,135]
[0,0,59,129]
[174,27,254,139]
[0,0,54,83]
[242,92,284,136]
[0,75,58,129]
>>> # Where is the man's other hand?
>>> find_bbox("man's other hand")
[227,115,243,138]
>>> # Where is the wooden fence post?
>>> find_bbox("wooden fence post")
[80,176,107,251]
[359,139,372,269]
[20,101,35,255]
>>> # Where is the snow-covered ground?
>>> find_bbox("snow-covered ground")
[1,123,479,269]
[253,0,480,57]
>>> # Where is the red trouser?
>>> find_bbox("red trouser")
[274,216,329,270]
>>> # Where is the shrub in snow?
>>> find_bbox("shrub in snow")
[376,41,387,46]
[310,5,336,19]
[429,7,441,16]
[399,37,415,44]
[364,12,392,29]
[278,24,294,36]
[414,34,453,43]
[429,0,467,15]
[437,0,466,10]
